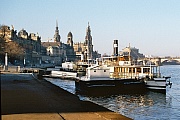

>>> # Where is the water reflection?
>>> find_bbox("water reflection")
[87,92,171,119]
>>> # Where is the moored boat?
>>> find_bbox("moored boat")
[101,55,172,94]
[44,62,86,80]
[75,64,147,95]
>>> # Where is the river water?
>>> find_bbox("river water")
[46,65,180,120]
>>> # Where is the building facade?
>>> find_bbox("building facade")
[0,25,41,66]
[119,47,145,60]
[41,21,76,65]
[42,21,101,65]
[73,23,100,61]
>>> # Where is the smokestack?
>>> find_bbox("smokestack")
[113,40,118,56]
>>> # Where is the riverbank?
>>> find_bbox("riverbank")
[1,73,132,120]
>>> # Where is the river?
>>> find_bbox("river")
[46,65,180,120]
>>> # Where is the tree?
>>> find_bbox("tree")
[4,41,25,64]
[0,25,7,53]
[0,25,25,64]
[0,37,5,53]
[0,37,5,63]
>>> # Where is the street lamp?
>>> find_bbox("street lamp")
[23,51,26,67]
[5,52,8,71]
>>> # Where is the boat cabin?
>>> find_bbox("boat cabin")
[101,55,161,79]
[86,65,110,78]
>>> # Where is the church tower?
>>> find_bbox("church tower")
[85,22,92,45]
[54,20,61,42]
[84,22,93,60]
[67,32,73,47]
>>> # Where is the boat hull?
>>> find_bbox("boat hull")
[144,78,168,94]
[75,79,147,96]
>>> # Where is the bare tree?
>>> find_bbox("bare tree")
[0,37,5,53]
[4,41,25,64]
[0,25,25,64]
[0,37,5,63]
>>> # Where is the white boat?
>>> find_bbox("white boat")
[101,55,172,94]
[51,70,77,78]
[44,62,78,79]
[75,64,146,95]
[80,65,111,81]
[140,65,172,93]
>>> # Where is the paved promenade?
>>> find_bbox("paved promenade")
[1,73,132,120]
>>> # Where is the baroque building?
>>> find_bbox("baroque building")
[73,23,100,61]
[0,25,41,65]
[41,21,101,65]
[119,46,145,60]
[41,21,76,65]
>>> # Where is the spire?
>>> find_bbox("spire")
[86,22,91,35]
[85,22,92,45]
[56,20,58,27]
[84,22,93,60]
[54,20,61,42]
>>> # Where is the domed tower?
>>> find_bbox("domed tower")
[67,31,73,47]
[18,29,28,39]
[54,20,61,42]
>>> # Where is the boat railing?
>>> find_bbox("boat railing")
[152,73,161,78]
[110,72,140,79]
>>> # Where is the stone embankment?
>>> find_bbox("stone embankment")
[1,72,132,120]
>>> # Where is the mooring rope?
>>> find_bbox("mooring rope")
[166,92,180,103]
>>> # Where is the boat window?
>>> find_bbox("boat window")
[143,68,150,73]
[94,70,96,72]
[122,68,125,72]
[133,68,135,73]
[137,68,141,73]
[104,70,106,72]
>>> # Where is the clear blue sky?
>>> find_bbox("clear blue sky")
[1,0,180,57]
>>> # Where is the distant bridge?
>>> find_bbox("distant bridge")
[144,57,180,65]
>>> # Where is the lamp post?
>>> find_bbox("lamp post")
[31,43,33,67]
[39,55,41,66]
[23,51,26,67]
[5,52,8,71]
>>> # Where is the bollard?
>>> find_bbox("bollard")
[16,66,20,72]
[37,70,44,79]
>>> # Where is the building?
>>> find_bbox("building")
[73,22,100,61]
[1,22,101,66]
[42,21,101,65]
[119,46,145,60]
[41,21,76,65]
[0,25,41,66]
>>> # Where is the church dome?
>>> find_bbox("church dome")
[67,32,73,37]
[18,29,28,39]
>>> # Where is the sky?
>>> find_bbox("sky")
[1,0,180,57]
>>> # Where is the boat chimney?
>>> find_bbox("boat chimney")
[113,40,118,56]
